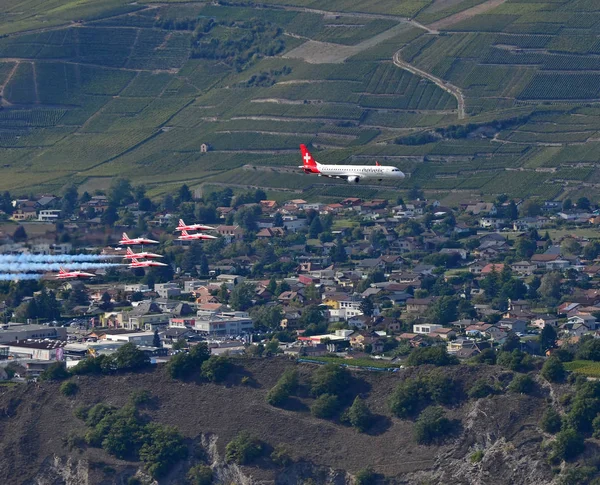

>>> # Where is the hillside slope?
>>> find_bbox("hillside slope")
[0,359,558,484]
[1,0,600,202]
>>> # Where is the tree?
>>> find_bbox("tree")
[304,283,320,301]
[539,272,562,301]
[561,238,581,256]
[414,406,453,444]
[201,356,232,382]
[311,364,351,397]
[514,237,536,259]
[153,329,161,348]
[113,343,150,371]
[407,347,459,366]
[359,297,375,317]
[13,225,27,242]
[497,349,533,372]
[563,198,573,211]
[508,374,535,394]
[39,362,69,381]
[139,423,187,478]
[178,184,192,203]
[347,396,373,432]
[187,465,213,485]
[229,282,255,311]
[308,216,323,238]
[428,296,458,325]
[250,305,283,330]
[273,212,284,227]
[225,432,263,465]
[540,407,562,434]
[539,325,557,353]
[331,238,348,263]
[311,394,340,419]
[355,468,377,485]
[507,200,518,220]
[576,338,600,361]
[552,428,584,461]
[108,178,133,206]
[101,205,119,226]
[541,357,565,383]
[468,379,497,399]
[577,197,591,211]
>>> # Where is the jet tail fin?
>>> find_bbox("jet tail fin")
[122,232,129,241]
[300,144,318,168]
[376,161,380,166]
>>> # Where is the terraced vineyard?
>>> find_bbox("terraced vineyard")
[1,0,600,201]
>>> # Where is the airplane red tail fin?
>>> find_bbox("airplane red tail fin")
[376,161,381,166]
[300,144,318,168]
[131,258,139,264]
[59,267,66,275]
[126,247,134,255]
[181,230,189,236]
[178,219,185,227]
[122,232,130,241]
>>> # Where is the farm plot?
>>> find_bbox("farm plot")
[3,63,36,104]
[519,73,600,100]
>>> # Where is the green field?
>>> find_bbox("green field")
[0,0,600,201]
[565,360,600,378]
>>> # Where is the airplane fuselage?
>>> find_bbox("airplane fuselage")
[304,163,405,181]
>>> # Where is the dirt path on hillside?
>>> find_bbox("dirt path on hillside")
[428,0,508,31]
[392,50,465,119]
[0,60,19,106]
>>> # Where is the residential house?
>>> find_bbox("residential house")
[413,323,444,335]
[406,298,435,314]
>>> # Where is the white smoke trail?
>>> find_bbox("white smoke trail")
[0,254,119,263]
[0,263,123,272]
[0,273,42,281]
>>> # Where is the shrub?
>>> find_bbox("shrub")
[558,466,597,485]
[39,362,69,381]
[84,403,115,427]
[388,379,422,418]
[355,467,376,485]
[187,464,213,485]
[467,379,497,399]
[139,423,187,478]
[70,356,105,375]
[508,374,535,394]
[540,407,562,434]
[347,396,373,433]
[426,372,460,405]
[310,364,350,397]
[413,406,453,445]
[60,381,78,397]
[271,445,292,467]
[470,348,497,365]
[130,390,152,406]
[225,431,263,465]
[541,358,565,383]
[406,346,459,366]
[497,350,533,372]
[266,384,290,407]
[266,369,298,407]
[201,356,232,383]
[470,450,484,463]
[552,428,584,461]
[168,343,210,379]
[113,343,150,371]
[63,432,85,451]
[311,394,340,419]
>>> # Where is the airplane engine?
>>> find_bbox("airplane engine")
[347,176,360,184]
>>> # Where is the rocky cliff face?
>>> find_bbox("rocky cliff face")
[0,360,560,485]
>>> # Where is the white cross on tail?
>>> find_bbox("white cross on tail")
[303,153,311,163]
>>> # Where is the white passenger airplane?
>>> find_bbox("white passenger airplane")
[299,144,405,183]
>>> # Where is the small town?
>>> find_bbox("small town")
[0,181,599,379]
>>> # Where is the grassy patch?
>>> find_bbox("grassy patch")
[565,360,600,377]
